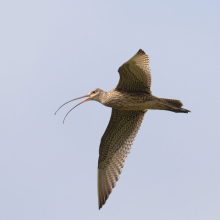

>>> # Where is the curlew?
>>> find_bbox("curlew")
[55,49,190,209]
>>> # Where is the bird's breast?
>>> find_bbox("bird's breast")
[102,91,158,110]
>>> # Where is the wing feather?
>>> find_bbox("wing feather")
[98,109,147,209]
[116,49,151,93]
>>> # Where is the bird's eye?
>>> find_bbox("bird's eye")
[93,91,96,94]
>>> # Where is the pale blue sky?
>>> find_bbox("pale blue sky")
[0,1,220,219]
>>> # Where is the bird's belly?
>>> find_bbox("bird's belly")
[113,100,162,111]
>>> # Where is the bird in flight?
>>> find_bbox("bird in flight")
[55,49,190,209]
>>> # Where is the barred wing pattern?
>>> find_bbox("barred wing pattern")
[116,49,152,93]
[98,109,147,209]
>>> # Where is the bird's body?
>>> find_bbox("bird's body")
[97,88,188,112]
[55,49,190,209]
[98,89,155,110]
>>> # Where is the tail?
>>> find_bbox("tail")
[160,98,191,113]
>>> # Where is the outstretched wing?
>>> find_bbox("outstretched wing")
[116,49,152,93]
[98,109,147,209]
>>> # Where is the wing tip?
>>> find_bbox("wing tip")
[136,49,150,64]
[98,169,110,210]
[137,49,146,54]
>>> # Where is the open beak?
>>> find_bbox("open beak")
[55,95,90,123]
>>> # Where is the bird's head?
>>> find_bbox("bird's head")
[55,88,104,123]
[88,88,103,101]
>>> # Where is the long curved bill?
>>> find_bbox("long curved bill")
[54,95,90,123]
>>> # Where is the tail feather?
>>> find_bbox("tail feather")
[159,98,190,113]
[160,98,183,108]
[170,108,191,113]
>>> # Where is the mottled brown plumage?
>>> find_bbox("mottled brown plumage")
[55,49,190,209]
[117,49,151,93]
[98,109,147,208]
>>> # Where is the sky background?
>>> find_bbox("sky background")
[1,1,220,219]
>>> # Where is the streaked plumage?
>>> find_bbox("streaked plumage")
[98,109,147,208]
[55,49,190,209]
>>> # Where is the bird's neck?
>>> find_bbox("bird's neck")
[99,89,119,107]
[99,91,108,105]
